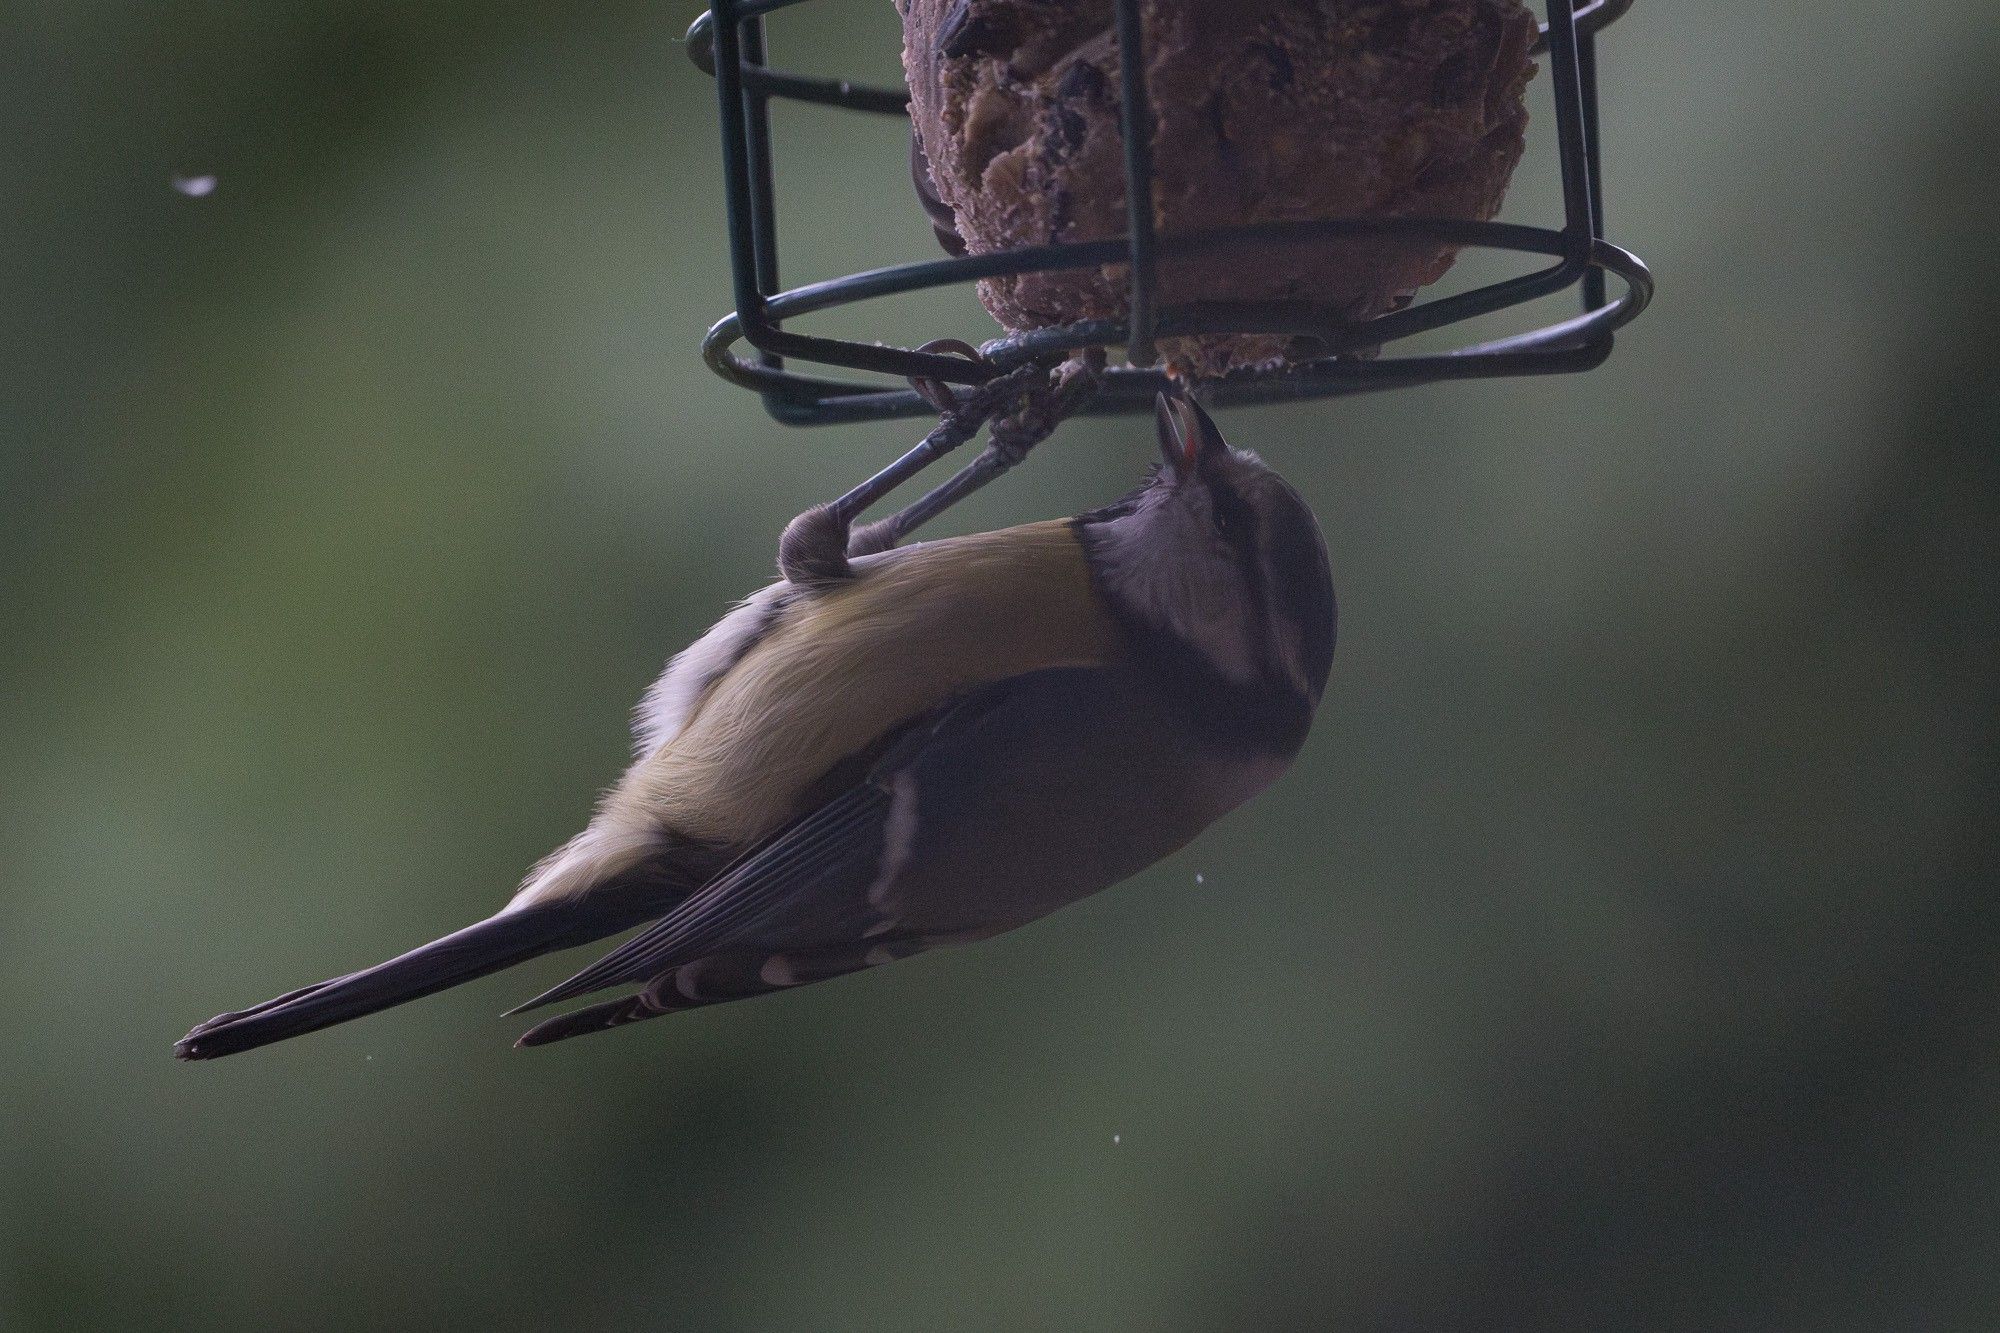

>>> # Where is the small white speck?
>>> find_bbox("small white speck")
[1194,873,1205,885]
[1112,1134,1121,1145]
[364,1054,374,1062]
[171,173,217,198]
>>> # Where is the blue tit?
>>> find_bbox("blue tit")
[175,394,1335,1057]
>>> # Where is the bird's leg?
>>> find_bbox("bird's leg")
[848,350,1105,553]
[778,342,1056,585]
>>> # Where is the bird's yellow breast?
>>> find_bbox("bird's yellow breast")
[608,520,1116,846]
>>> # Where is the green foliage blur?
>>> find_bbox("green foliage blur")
[5,2,1996,1329]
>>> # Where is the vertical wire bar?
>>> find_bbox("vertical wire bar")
[742,15,783,370]
[1578,28,1608,310]
[1113,0,1159,368]
[709,2,771,341]
[1542,0,1595,250]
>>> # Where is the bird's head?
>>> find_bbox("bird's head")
[1079,393,1336,707]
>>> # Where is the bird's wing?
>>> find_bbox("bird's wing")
[504,783,892,1017]
[506,683,1014,1020]
[508,664,1279,1047]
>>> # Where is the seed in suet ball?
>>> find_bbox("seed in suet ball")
[902,0,1540,377]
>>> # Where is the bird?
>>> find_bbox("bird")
[174,394,1335,1058]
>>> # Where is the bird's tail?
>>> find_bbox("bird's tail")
[174,905,621,1060]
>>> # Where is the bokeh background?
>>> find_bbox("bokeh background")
[5,2,1997,1329]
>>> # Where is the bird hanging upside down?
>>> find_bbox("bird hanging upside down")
[175,396,1334,1057]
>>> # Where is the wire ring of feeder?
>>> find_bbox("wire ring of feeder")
[684,0,1638,83]
[904,338,985,415]
[689,0,1652,426]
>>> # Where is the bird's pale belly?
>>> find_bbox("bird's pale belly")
[610,522,1119,848]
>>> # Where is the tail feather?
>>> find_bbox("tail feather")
[513,991,669,1048]
[513,943,895,1049]
[512,953,771,1048]
[175,907,606,1060]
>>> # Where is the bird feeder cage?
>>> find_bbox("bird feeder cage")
[688,0,1651,427]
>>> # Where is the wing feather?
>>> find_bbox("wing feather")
[506,785,891,1016]
[507,663,1253,1046]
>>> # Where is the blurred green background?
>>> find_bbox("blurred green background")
[5,2,1997,1329]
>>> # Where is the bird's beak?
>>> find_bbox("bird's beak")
[1155,391,1228,481]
